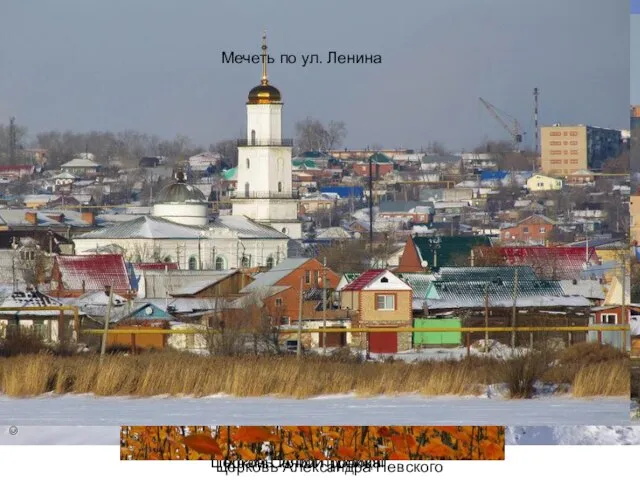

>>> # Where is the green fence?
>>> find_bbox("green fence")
[413,318,462,346]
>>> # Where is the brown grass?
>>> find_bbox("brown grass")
[572,360,630,397]
[0,346,628,399]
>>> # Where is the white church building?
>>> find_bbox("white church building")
[73,35,300,269]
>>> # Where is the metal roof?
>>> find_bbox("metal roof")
[54,254,131,292]
[396,273,437,299]
[341,269,386,291]
[241,258,311,291]
[437,266,538,283]
[211,215,290,239]
[77,216,203,239]
[424,279,590,310]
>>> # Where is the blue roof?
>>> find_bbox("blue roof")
[320,186,364,198]
[480,170,509,181]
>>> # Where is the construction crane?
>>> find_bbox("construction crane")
[478,97,525,150]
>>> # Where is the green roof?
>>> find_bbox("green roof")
[413,236,492,270]
[367,152,392,164]
[437,266,538,283]
[222,167,237,181]
[397,273,437,299]
[292,159,318,169]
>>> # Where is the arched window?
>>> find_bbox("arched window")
[281,227,288,235]
[246,158,250,169]
[266,256,274,269]
[277,181,282,193]
[241,255,251,268]
[251,130,256,145]
[163,255,172,263]
[215,256,226,271]
[244,182,250,197]
[188,256,198,270]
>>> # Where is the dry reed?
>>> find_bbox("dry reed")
[0,349,628,398]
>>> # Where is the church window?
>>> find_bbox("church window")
[278,181,282,193]
[188,256,198,270]
[241,255,251,268]
[266,256,274,269]
[163,256,172,263]
[244,182,250,197]
[215,256,226,271]
[246,158,250,169]
[251,130,256,145]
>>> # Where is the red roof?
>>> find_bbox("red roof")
[54,254,131,293]
[0,165,34,173]
[498,247,598,280]
[133,262,179,270]
[342,269,385,291]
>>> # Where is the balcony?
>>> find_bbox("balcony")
[230,190,301,200]
[237,138,294,147]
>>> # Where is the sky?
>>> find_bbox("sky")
[0,0,630,152]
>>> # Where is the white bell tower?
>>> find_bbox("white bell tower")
[232,33,301,240]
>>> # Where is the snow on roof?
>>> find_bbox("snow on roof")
[78,215,203,240]
[169,271,238,296]
[61,158,100,168]
[241,258,311,291]
[0,209,91,227]
[54,254,131,292]
[342,269,386,291]
[212,215,289,239]
[0,290,81,316]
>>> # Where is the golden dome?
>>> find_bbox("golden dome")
[247,83,281,104]
[247,32,282,104]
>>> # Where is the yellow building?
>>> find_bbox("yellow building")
[526,174,563,192]
[631,194,640,246]
[540,124,622,176]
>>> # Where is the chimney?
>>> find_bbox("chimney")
[24,211,37,225]
[81,210,96,226]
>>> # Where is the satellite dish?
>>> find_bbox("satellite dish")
[145,306,153,315]
[421,261,428,268]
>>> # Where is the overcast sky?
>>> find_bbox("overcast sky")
[0,0,630,152]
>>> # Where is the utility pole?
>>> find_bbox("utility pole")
[297,276,303,357]
[322,257,327,355]
[510,269,519,349]
[100,285,114,363]
[368,153,373,254]
[484,282,490,353]
[621,251,628,352]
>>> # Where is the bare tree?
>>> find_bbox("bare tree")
[295,117,347,153]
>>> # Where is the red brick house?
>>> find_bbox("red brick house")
[500,214,556,245]
[340,269,412,354]
[351,153,394,178]
[240,257,340,324]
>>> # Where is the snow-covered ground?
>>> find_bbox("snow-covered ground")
[507,426,640,445]
[632,400,640,423]
[0,393,627,434]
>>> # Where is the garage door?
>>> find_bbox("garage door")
[319,328,346,348]
[369,331,398,354]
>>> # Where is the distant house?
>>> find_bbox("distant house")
[50,254,133,298]
[526,174,563,192]
[319,185,364,200]
[240,257,340,325]
[500,214,556,245]
[340,269,412,354]
[60,158,100,177]
[0,165,35,180]
[352,153,394,178]
[395,235,492,272]
[188,152,221,171]
[139,156,163,168]
[0,290,85,343]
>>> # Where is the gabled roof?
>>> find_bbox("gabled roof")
[0,290,71,316]
[54,254,132,293]
[396,272,437,299]
[514,214,557,226]
[169,270,240,296]
[211,215,290,239]
[77,216,203,240]
[61,158,100,168]
[365,152,392,164]
[241,258,311,291]
[342,269,411,292]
